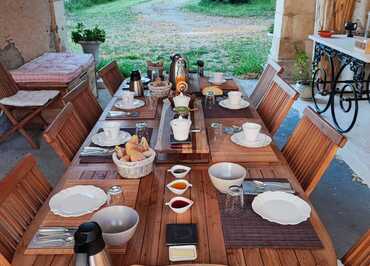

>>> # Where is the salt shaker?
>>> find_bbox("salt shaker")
[107,186,124,206]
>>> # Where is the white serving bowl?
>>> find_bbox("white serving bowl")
[208,162,247,193]
[90,206,139,246]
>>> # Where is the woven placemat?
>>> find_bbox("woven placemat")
[203,97,254,119]
[79,128,153,163]
[217,191,323,249]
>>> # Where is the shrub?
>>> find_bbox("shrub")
[71,23,106,43]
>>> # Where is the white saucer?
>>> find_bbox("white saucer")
[114,99,145,110]
[219,98,250,110]
[209,78,226,85]
[230,132,272,148]
[91,131,131,147]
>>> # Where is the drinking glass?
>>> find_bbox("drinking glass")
[205,91,215,109]
[225,185,244,214]
[136,122,148,141]
[107,186,125,206]
[210,122,223,141]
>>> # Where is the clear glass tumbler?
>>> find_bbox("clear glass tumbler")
[225,185,244,214]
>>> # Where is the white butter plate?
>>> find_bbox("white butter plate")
[209,78,226,85]
[219,98,250,110]
[49,185,107,217]
[91,131,131,147]
[169,245,197,262]
[252,191,311,225]
[114,99,145,110]
[231,132,272,148]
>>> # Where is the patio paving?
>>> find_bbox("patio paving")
[0,83,369,258]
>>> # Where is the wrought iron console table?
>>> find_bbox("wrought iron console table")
[309,35,370,133]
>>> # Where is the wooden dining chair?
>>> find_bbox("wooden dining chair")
[98,61,125,96]
[0,154,52,265]
[249,58,283,107]
[282,107,347,196]
[257,74,299,135]
[0,63,60,149]
[63,80,102,131]
[43,102,88,166]
[341,229,369,266]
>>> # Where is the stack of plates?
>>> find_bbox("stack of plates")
[231,132,272,148]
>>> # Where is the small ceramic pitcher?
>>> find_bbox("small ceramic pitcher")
[173,92,191,108]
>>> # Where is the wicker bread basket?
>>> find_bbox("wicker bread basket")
[112,148,156,179]
[148,81,172,98]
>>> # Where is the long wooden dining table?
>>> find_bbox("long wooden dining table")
[12,76,337,266]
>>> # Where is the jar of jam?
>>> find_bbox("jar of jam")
[107,186,124,206]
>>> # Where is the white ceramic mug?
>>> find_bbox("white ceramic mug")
[228,91,242,106]
[170,118,192,141]
[213,72,224,82]
[103,126,120,140]
[121,91,135,106]
[242,122,262,142]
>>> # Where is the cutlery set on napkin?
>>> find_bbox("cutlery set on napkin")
[242,180,295,195]
[30,227,76,248]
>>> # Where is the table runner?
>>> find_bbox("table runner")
[202,97,254,119]
[217,190,323,249]
[79,127,153,163]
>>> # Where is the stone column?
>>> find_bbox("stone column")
[270,0,316,78]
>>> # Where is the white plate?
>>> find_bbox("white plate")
[114,99,145,110]
[91,131,131,147]
[49,185,107,217]
[231,132,272,148]
[219,98,250,110]
[169,245,197,262]
[209,78,226,85]
[252,191,311,225]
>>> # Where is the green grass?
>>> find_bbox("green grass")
[65,0,118,11]
[67,0,272,77]
[184,0,276,17]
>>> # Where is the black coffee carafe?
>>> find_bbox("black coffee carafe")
[129,70,144,96]
[74,222,112,266]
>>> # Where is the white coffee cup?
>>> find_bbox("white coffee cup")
[103,126,120,140]
[242,122,262,142]
[228,91,242,106]
[121,91,135,106]
[170,118,192,141]
[213,72,224,82]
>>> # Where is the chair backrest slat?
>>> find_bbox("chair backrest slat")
[250,58,283,107]
[257,75,299,135]
[98,61,124,96]
[282,107,347,195]
[63,80,102,131]
[0,154,52,264]
[0,63,18,99]
[342,230,369,266]
[43,103,89,166]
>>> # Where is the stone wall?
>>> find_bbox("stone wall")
[0,0,65,70]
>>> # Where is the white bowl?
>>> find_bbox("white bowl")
[166,179,192,195]
[90,206,139,246]
[208,162,247,193]
[167,165,191,178]
[165,196,193,214]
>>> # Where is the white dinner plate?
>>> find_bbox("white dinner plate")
[252,191,311,225]
[91,131,131,147]
[209,78,226,85]
[114,99,145,110]
[49,185,108,217]
[219,98,250,110]
[230,132,272,148]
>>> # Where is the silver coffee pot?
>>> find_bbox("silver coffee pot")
[129,70,144,97]
[74,222,112,266]
[169,54,188,90]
